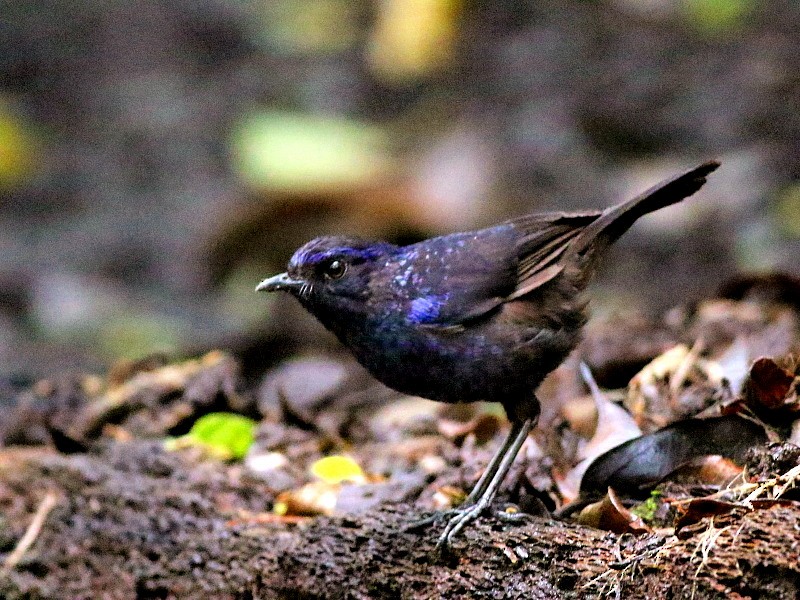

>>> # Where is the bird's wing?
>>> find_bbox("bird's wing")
[510,161,721,303]
[408,216,602,331]
[507,162,719,301]
[405,227,520,332]
[506,212,601,300]
[413,162,719,326]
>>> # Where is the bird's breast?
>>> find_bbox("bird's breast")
[338,312,579,403]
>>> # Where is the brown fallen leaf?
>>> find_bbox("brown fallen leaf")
[437,413,502,445]
[743,357,795,410]
[674,498,740,533]
[577,487,651,534]
[275,481,340,517]
[432,485,467,510]
[226,510,310,527]
[668,455,744,487]
[675,497,798,533]
[626,344,692,427]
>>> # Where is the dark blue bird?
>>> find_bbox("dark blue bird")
[256,161,719,552]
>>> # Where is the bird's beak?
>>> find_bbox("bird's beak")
[255,272,303,293]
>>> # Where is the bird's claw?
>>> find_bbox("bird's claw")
[402,511,451,532]
[402,505,486,552]
[434,502,487,555]
[406,500,532,554]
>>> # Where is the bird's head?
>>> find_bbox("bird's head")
[256,236,397,320]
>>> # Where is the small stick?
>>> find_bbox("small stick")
[2,490,59,573]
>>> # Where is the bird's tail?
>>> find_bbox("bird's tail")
[567,160,720,260]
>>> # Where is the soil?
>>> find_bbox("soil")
[1,439,798,599]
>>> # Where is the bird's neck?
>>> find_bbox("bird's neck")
[299,295,372,342]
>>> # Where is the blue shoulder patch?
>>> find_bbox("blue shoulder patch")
[407,294,449,325]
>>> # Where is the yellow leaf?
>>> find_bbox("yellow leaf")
[310,455,365,484]
[367,0,461,83]
[0,102,37,189]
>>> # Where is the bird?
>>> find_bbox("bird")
[256,161,720,553]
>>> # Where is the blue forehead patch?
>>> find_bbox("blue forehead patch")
[292,243,392,269]
[407,294,449,325]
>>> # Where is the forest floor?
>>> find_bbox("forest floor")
[2,274,800,599]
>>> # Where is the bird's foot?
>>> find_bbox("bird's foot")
[406,502,530,555]
[403,507,462,532]
[402,511,450,532]
[434,500,488,556]
[408,419,536,556]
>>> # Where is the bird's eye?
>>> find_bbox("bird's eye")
[322,259,347,280]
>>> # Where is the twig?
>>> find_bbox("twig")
[2,490,59,573]
[579,361,603,404]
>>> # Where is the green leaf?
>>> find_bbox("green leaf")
[776,183,800,238]
[0,100,38,189]
[630,490,663,522]
[683,0,751,34]
[231,110,389,191]
[166,412,257,460]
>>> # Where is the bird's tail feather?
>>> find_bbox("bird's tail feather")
[567,160,720,259]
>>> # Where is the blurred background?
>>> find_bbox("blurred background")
[0,0,798,381]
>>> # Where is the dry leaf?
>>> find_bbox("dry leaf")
[744,357,795,409]
[577,488,651,534]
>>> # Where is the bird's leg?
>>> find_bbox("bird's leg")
[435,417,534,554]
[403,417,530,532]
[462,419,527,504]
